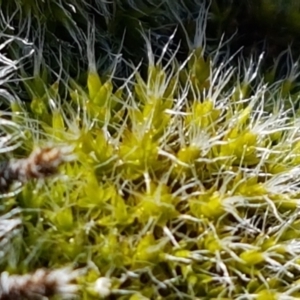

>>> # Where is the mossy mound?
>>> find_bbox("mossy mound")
[1,1,300,300]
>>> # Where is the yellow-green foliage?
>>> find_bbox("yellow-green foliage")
[2,29,300,299]
[2,2,300,299]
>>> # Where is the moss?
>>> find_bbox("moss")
[1,1,300,299]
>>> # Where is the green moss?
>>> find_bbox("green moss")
[1,43,298,298]
[2,1,300,299]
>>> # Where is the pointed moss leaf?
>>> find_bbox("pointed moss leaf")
[30,97,48,117]
[96,230,129,267]
[204,233,221,252]
[47,81,60,99]
[256,290,278,300]
[163,76,178,99]
[88,72,102,100]
[240,250,264,266]
[93,81,113,106]
[246,279,261,293]
[78,131,97,154]
[188,53,210,89]
[52,111,65,139]
[135,184,179,226]
[190,191,225,219]
[173,250,191,259]
[220,130,258,164]
[119,130,159,178]
[136,198,179,226]
[177,146,200,164]
[134,74,148,104]
[237,106,252,126]
[112,194,129,224]
[30,76,47,99]
[235,181,266,197]
[54,208,74,231]
[55,235,84,260]
[261,236,285,254]
[187,100,220,129]
[208,286,228,297]
[148,66,166,94]
[93,130,114,163]
[21,183,45,208]
[134,233,161,264]
[232,83,250,101]
[78,173,114,208]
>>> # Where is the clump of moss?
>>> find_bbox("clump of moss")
[2,2,300,300]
